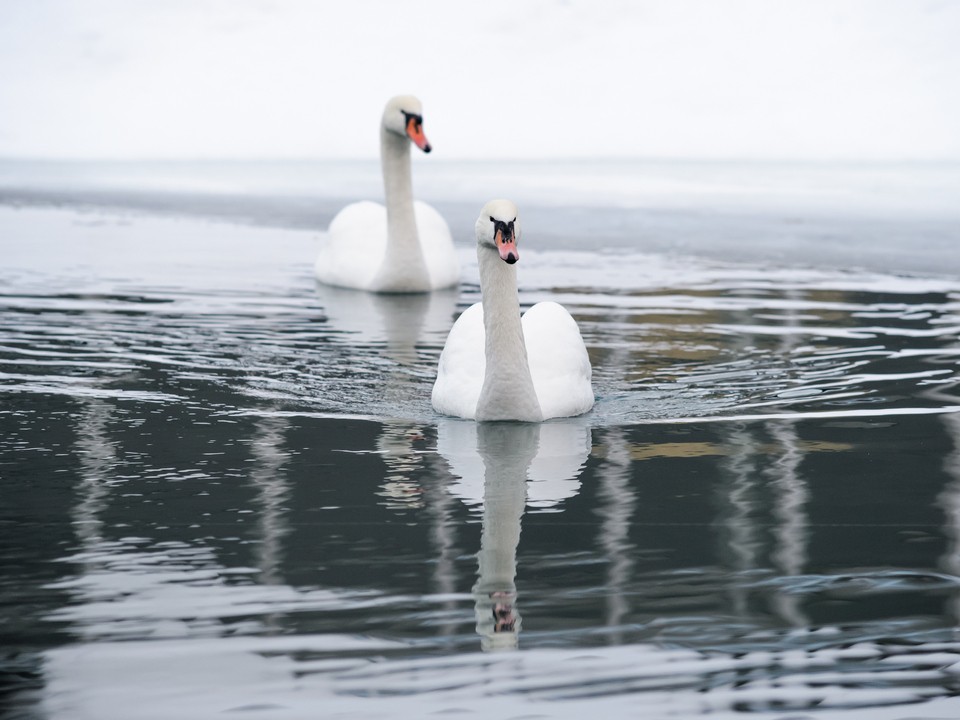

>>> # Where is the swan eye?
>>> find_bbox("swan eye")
[489,216,495,222]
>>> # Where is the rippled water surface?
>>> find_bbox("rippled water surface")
[3,161,960,719]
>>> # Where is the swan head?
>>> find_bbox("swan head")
[476,199,520,265]
[382,95,431,153]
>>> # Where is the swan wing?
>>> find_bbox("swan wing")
[414,201,460,290]
[522,301,594,419]
[315,201,386,290]
[431,302,485,419]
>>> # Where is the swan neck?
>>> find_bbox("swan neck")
[373,129,428,291]
[476,246,542,422]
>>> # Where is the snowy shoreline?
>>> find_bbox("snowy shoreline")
[3,157,959,279]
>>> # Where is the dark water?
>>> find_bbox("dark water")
[3,162,960,718]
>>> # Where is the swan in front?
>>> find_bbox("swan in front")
[431,199,594,421]
[314,95,459,293]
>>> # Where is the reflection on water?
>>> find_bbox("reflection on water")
[932,375,960,628]
[247,414,291,588]
[436,420,591,650]
[767,420,809,628]
[595,428,637,642]
[73,396,118,552]
[438,419,590,513]
[471,423,535,651]
[313,282,458,365]
[3,205,960,717]
[376,422,430,509]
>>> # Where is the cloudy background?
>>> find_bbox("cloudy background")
[1,0,958,161]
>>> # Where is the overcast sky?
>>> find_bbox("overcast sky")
[1,0,958,161]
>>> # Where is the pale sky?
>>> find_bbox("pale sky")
[1,0,958,161]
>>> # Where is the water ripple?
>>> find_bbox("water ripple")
[3,246,959,426]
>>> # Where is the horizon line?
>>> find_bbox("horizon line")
[2,154,959,165]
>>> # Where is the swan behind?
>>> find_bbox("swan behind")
[315,95,459,293]
[431,199,594,421]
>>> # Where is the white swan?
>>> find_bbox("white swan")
[431,199,594,421]
[314,95,460,293]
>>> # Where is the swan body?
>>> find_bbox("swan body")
[432,199,594,421]
[315,95,459,293]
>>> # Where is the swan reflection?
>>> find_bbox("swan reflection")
[438,418,590,513]
[313,282,458,365]
[376,422,430,509]
[437,418,591,650]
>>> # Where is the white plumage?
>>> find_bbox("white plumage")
[432,199,594,421]
[319,199,458,291]
[315,95,459,293]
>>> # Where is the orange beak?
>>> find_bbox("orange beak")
[406,116,431,153]
[496,228,518,264]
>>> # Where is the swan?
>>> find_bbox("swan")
[431,199,594,421]
[314,95,460,293]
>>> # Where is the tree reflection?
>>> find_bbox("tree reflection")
[930,379,960,628]
[594,427,637,643]
[715,284,811,625]
[246,414,292,587]
[765,419,809,628]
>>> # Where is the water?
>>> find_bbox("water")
[2,160,960,718]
